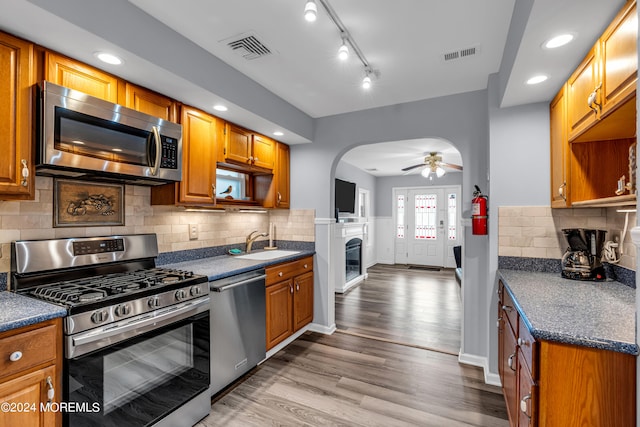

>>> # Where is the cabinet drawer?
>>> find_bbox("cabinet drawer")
[0,325,57,380]
[501,287,518,337]
[266,256,313,285]
[518,316,537,379]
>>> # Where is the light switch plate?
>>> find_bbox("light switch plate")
[189,224,198,240]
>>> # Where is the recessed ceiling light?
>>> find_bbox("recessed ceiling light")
[543,34,574,49]
[94,52,123,65]
[526,75,548,85]
[213,104,228,112]
[273,131,284,136]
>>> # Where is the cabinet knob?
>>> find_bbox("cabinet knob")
[254,157,259,162]
[278,271,283,277]
[9,351,22,362]
[558,182,566,199]
[518,337,529,347]
[304,264,308,269]
[507,353,516,371]
[211,184,216,201]
[501,305,513,312]
[277,192,282,204]
[496,317,502,328]
[296,282,300,291]
[290,285,293,294]
[520,394,531,418]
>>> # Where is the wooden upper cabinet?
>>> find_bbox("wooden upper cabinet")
[45,52,119,102]
[252,134,275,169]
[275,142,290,208]
[567,44,600,141]
[0,32,35,200]
[123,83,178,122]
[223,123,276,170]
[550,86,569,208]
[600,0,637,117]
[224,123,252,165]
[178,106,221,205]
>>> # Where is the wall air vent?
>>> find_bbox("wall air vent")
[223,31,273,60]
[442,45,481,62]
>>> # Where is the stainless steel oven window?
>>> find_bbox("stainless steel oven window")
[103,324,194,414]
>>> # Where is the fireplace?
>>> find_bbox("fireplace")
[345,238,362,283]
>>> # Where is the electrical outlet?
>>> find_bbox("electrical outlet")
[189,224,198,240]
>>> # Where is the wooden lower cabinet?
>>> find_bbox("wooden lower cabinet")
[266,256,314,350]
[498,281,635,426]
[0,318,62,427]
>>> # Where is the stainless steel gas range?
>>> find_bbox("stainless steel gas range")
[10,234,211,427]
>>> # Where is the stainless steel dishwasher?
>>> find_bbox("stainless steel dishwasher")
[209,269,267,396]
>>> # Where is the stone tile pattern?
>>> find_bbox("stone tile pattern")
[0,177,315,274]
[499,269,638,355]
[498,206,636,271]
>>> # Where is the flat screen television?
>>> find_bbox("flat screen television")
[335,178,356,214]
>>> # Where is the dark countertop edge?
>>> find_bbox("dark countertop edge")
[0,292,67,333]
[498,270,639,356]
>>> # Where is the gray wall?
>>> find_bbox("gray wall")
[375,173,463,217]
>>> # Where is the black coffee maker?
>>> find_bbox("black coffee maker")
[561,228,607,280]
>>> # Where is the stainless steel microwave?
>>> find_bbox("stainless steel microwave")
[37,81,183,185]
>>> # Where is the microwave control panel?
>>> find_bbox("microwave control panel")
[160,136,179,169]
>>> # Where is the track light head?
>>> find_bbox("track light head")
[338,41,349,60]
[304,0,317,22]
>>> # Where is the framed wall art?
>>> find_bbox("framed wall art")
[54,179,125,227]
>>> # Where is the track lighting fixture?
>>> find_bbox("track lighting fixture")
[305,0,379,90]
[338,37,349,61]
[304,0,317,22]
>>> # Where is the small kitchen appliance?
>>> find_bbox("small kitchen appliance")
[11,234,210,427]
[561,228,607,280]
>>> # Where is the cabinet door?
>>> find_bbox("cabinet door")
[266,280,293,350]
[600,1,637,117]
[550,86,569,208]
[293,271,313,331]
[179,106,220,205]
[0,32,35,200]
[124,83,177,122]
[0,365,58,427]
[567,45,599,141]
[45,52,119,102]
[252,134,275,169]
[517,360,536,427]
[224,123,252,165]
[500,321,518,427]
[275,142,290,208]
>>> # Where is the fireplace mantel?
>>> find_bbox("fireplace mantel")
[332,222,368,293]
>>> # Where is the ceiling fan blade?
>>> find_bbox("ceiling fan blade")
[440,162,463,171]
[401,163,424,172]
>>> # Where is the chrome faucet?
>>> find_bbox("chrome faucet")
[245,230,268,253]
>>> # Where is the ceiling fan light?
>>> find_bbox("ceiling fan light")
[436,166,446,177]
[421,168,431,178]
[304,0,317,22]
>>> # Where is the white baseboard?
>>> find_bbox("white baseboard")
[307,322,336,335]
[335,275,365,293]
[458,351,501,387]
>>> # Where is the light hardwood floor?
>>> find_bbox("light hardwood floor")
[200,264,508,426]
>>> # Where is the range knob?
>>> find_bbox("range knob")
[148,296,160,309]
[175,289,188,301]
[115,303,131,317]
[189,286,202,297]
[90,309,109,324]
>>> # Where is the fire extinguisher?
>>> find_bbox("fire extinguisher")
[472,185,488,235]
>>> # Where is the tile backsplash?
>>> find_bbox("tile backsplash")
[498,206,636,271]
[0,177,315,274]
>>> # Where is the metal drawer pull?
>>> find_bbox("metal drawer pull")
[518,337,529,347]
[296,282,300,291]
[290,285,293,294]
[520,394,531,418]
[211,184,216,201]
[21,159,29,187]
[507,353,516,371]
[9,351,22,362]
[502,305,513,312]
[46,376,55,403]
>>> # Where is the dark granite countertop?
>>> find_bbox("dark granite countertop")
[164,249,316,282]
[0,292,66,333]
[498,269,637,355]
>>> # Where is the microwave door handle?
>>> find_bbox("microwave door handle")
[149,126,162,176]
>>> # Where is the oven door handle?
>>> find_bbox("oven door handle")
[69,297,210,359]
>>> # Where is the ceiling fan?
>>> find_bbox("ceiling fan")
[401,152,463,177]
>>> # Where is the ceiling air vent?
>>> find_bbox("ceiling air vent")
[223,31,272,60]
[442,45,481,62]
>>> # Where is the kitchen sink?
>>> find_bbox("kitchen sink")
[234,250,300,260]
